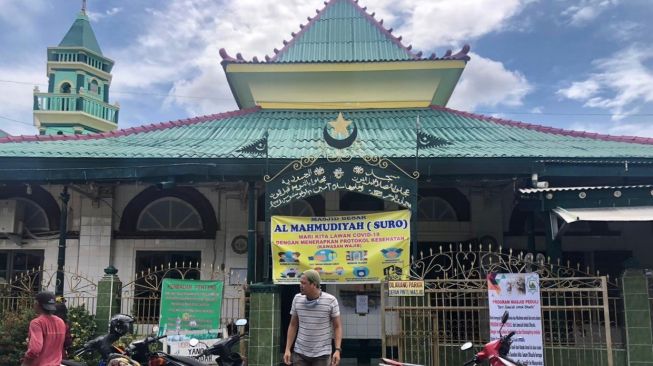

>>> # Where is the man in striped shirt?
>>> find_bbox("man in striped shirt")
[284,269,342,366]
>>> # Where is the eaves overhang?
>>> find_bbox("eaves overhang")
[520,184,653,211]
[223,60,467,109]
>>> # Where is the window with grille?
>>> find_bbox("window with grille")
[418,197,457,221]
[0,250,44,284]
[272,199,314,217]
[131,251,201,323]
[15,198,50,233]
[136,197,202,231]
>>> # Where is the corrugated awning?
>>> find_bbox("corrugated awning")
[519,185,653,194]
[553,206,653,223]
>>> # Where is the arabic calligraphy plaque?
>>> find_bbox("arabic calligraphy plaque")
[267,163,415,209]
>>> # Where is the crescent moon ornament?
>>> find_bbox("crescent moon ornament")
[324,112,357,149]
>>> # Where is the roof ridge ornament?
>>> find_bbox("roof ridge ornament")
[82,0,87,14]
[235,133,268,157]
[417,131,451,149]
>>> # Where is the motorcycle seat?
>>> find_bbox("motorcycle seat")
[62,361,88,366]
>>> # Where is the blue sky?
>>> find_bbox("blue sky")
[1,0,652,137]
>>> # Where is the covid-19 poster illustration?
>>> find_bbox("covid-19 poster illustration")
[272,210,410,284]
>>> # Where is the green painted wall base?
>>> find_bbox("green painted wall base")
[95,267,122,333]
[247,283,281,366]
[622,269,653,365]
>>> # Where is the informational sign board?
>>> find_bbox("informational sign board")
[356,295,369,314]
[272,210,410,284]
[388,280,425,296]
[159,279,224,364]
[487,273,544,366]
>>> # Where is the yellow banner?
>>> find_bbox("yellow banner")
[271,210,410,284]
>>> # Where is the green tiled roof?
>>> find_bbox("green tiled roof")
[58,11,103,55]
[274,0,415,62]
[2,107,653,160]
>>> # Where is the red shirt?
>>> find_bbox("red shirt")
[23,314,66,366]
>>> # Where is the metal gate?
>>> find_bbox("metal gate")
[0,265,97,314]
[381,245,624,366]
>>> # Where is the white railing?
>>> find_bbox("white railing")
[34,92,118,123]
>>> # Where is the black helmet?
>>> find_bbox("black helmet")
[109,314,134,336]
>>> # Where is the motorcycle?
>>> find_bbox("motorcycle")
[121,326,205,366]
[70,331,126,365]
[460,311,526,366]
[190,318,248,366]
[73,326,204,366]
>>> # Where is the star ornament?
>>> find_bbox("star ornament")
[328,112,352,138]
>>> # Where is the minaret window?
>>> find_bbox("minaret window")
[90,80,99,94]
[60,82,72,94]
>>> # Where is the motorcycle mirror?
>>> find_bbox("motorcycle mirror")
[501,311,509,324]
[189,338,199,347]
[461,342,473,351]
[235,318,248,326]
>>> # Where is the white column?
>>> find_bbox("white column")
[78,196,113,282]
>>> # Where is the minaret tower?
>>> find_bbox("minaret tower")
[33,0,119,135]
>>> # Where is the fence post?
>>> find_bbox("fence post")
[247,283,281,366]
[621,268,653,365]
[95,266,122,333]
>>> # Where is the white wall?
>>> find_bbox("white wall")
[3,182,653,319]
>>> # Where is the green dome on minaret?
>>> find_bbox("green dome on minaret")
[33,0,119,136]
[58,9,103,55]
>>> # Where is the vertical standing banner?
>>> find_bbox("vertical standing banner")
[159,279,224,336]
[272,210,410,284]
[487,273,544,366]
[158,279,224,364]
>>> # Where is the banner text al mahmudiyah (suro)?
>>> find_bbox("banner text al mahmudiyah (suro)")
[272,210,410,284]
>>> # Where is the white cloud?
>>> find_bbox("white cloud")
[166,68,237,116]
[0,0,536,133]
[569,120,653,138]
[605,21,641,42]
[448,53,533,111]
[0,0,48,37]
[562,0,619,26]
[109,0,535,116]
[108,0,320,115]
[557,46,653,120]
[87,7,123,22]
[557,79,601,100]
[604,122,653,138]
[371,0,531,50]
[0,65,47,136]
